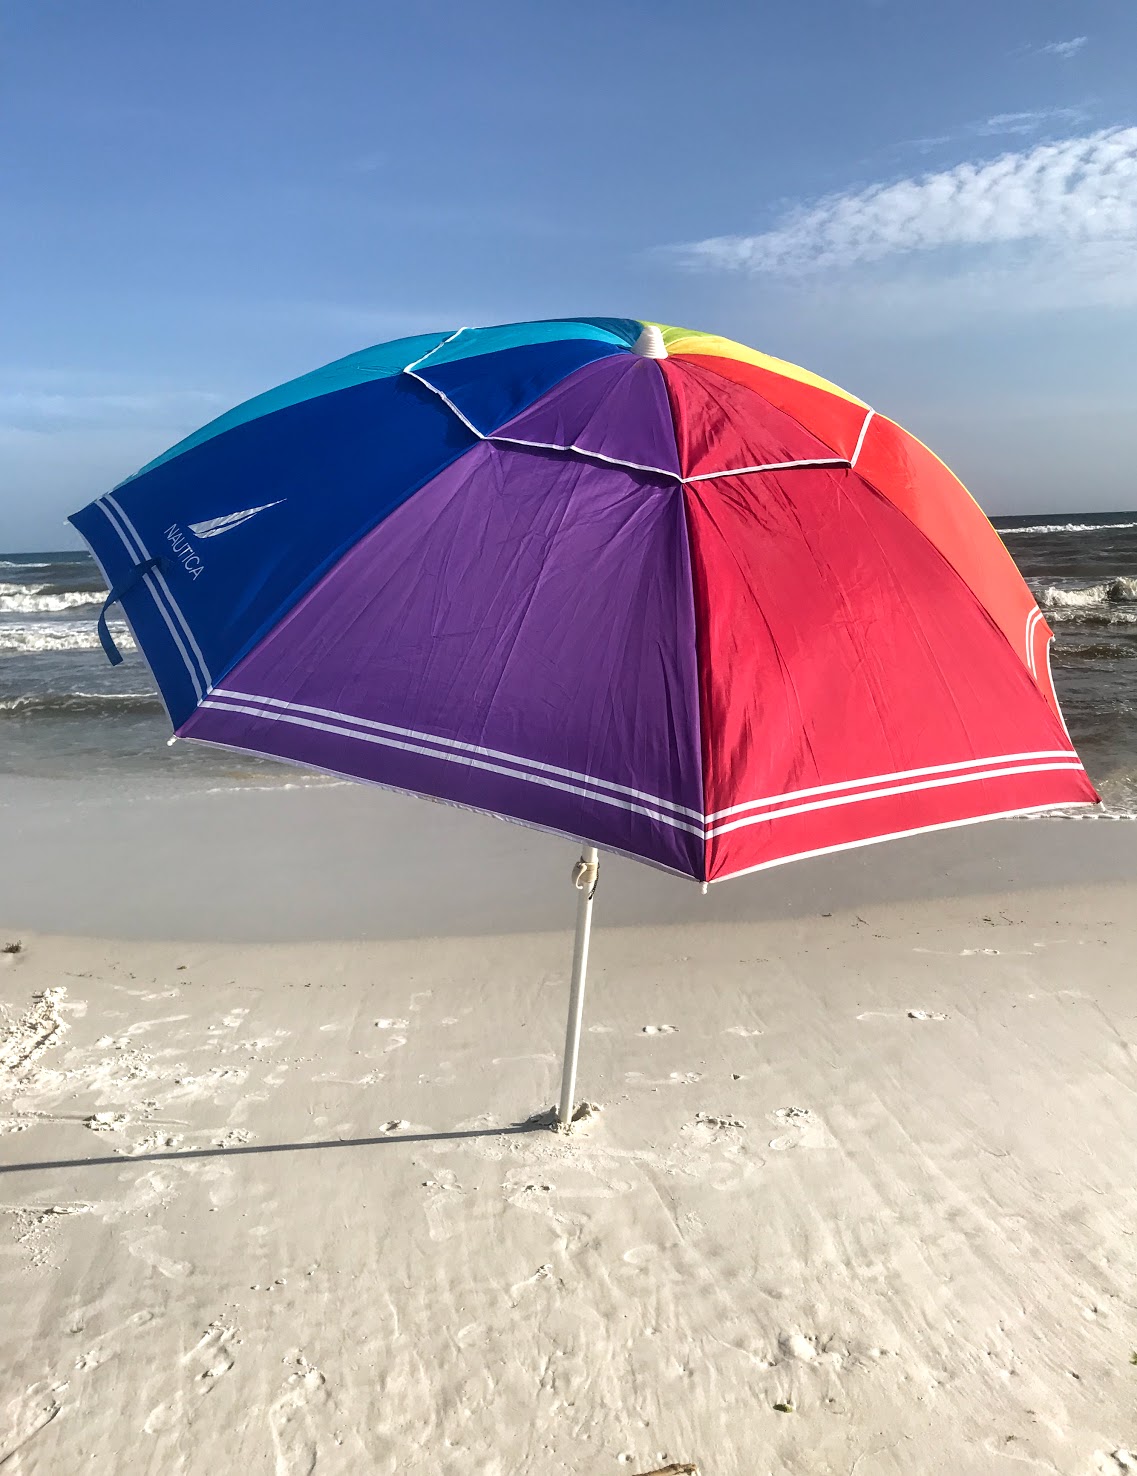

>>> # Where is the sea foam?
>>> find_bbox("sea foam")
[0,622,135,654]
[0,587,102,614]
[1040,576,1137,609]
[1002,521,1137,535]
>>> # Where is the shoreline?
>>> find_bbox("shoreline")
[4,775,1137,944]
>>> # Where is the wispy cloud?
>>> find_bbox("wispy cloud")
[904,105,1090,153]
[973,106,1087,137]
[1040,36,1087,60]
[885,104,1086,158]
[668,127,1137,279]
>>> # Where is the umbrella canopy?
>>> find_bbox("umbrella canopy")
[70,316,1098,885]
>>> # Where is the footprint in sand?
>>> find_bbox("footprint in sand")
[503,1176,559,1221]
[269,1354,362,1476]
[73,1309,157,1372]
[0,1380,67,1464]
[642,1024,678,1035]
[508,1262,555,1299]
[768,1106,813,1152]
[126,1226,194,1279]
[184,1319,236,1384]
[270,1359,326,1475]
[144,1320,236,1432]
[421,1168,466,1242]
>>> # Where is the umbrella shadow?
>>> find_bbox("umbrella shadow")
[0,1118,549,1178]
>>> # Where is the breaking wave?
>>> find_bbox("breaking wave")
[1001,521,1137,535]
[0,622,135,654]
[0,586,102,614]
[1039,577,1137,609]
[0,691,162,716]
[1047,609,1137,627]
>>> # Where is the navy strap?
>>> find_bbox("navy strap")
[97,557,160,665]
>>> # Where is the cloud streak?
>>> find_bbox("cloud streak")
[903,105,1089,155]
[670,127,1137,276]
[1040,37,1087,59]
[973,107,1087,137]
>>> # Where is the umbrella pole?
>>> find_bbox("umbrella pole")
[556,846,600,1128]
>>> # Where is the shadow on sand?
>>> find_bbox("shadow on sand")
[0,1118,550,1178]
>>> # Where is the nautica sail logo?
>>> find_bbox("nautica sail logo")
[187,500,284,539]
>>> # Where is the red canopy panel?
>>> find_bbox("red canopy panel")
[854,415,1060,719]
[668,352,871,462]
[681,465,1097,881]
[659,357,839,476]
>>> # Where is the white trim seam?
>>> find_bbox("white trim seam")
[104,493,213,687]
[96,500,206,701]
[1044,635,1075,744]
[198,698,706,837]
[707,749,1075,822]
[1025,606,1043,679]
[709,800,1097,883]
[200,691,1086,841]
[207,688,703,821]
[705,760,1085,839]
[402,327,471,375]
[403,345,864,486]
[850,409,875,467]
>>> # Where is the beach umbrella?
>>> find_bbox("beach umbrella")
[69,318,1099,1125]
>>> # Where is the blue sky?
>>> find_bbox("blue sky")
[3,0,1135,549]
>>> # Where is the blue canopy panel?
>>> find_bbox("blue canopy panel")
[126,331,452,484]
[126,320,643,484]
[71,375,477,726]
[414,339,628,436]
[68,323,644,729]
[411,318,643,372]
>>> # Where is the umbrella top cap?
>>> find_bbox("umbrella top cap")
[631,324,668,359]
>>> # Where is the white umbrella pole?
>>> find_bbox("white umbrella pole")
[556,846,600,1127]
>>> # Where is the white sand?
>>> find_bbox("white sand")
[2,828,1136,1473]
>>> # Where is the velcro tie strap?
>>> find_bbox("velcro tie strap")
[97,557,160,665]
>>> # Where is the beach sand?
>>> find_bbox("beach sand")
[1,786,1136,1474]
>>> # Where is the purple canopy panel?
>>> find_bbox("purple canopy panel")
[491,355,681,477]
[182,442,706,876]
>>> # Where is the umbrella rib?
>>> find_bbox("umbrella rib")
[850,408,875,467]
[403,340,862,486]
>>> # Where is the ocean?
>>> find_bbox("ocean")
[2,513,1135,812]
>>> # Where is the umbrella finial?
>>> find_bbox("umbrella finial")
[632,323,668,359]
